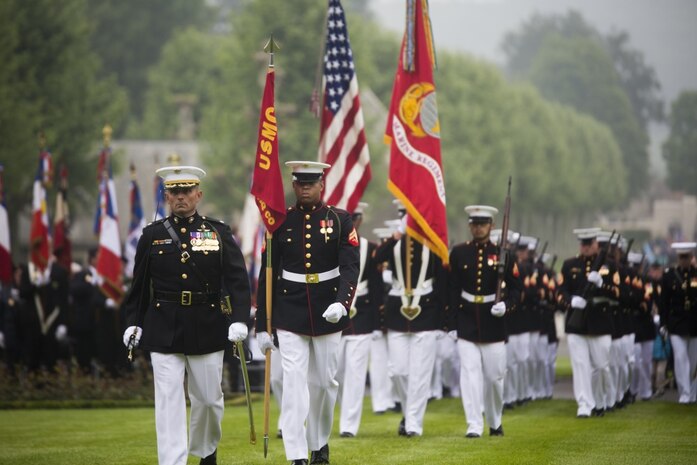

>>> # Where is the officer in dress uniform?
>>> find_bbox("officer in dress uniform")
[255,161,359,465]
[68,249,100,374]
[448,205,522,438]
[368,227,398,415]
[123,165,251,465]
[659,242,697,403]
[627,252,656,401]
[18,258,70,373]
[336,202,383,438]
[559,228,616,417]
[539,253,560,399]
[373,200,448,438]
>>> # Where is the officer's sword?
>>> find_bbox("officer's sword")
[235,341,257,445]
[127,328,138,363]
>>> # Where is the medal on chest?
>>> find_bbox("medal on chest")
[320,219,334,243]
[190,230,219,251]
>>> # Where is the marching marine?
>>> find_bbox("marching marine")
[255,161,360,465]
[447,205,522,438]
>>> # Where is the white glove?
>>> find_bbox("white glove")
[228,322,248,342]
[55,324,68,342]
[659,326,668,338]
[323,302,347,324]
[587,270,603,288]
[91,273,104,287]
[105,298,117,309]
[371,330,384,340]
[257,331,276,353]
[0,331,5,349]
[448,330,458,341]
[123,326,142,348]
[491,301,506,318]
[571,296,587,309]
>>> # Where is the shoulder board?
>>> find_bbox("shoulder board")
[201,216,225,225]
[145,218,166,228]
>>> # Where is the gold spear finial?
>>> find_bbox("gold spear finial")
[38,131,47,150]
[263,35,280,67]
[167,153,181,165]
[103,124,113,147]
[130,161,137,180]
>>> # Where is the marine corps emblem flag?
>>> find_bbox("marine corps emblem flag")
[384,0,448,265]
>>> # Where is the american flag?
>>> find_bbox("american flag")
[318,0,370,214]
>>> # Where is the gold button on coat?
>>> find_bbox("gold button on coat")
[182,273,188,279]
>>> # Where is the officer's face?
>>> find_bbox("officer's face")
[579,240,597,257]
[677,253,693,268]
[468,221,492,243]
[293,180,323,206]
[165,186,202,217]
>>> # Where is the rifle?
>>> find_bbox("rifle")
[495,176,512,303]
[548,254,557,271]
[536,241,548,265]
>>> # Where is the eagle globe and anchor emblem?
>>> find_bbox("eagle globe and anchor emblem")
[398,82,440,139]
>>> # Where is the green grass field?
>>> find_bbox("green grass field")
[1,391,696,465]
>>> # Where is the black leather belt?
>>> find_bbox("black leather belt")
[154,291,219,306]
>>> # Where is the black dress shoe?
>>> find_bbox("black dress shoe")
[503,402,515,410]
[310,444,329,464]
[591,407,605,417]
[406,431,418,437]
[277,429,283,439]
[291,460,308,465]
[465,432,480,438]
[489,425,504,437]
[339,431,354,438]
[398,417,407,436]
[200,449,217,465]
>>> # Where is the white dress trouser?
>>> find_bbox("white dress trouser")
[527,331,541,399]
[608,338,622,407]
[431,332,459,399]
[457,339,506,435]
[337,334,371,435]
[277,330,341,460]
[270,347,284,431]
[151,351,225,465]
[545,341,558,398]
[369,334,395,412]
[387,330,438,435]
[669,334,697,403]
[567,334,611,415]
[631,341,653,399]
[531,333,548,399]
[507,333,530,402]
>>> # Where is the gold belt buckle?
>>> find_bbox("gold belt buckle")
[181,291,192,306]
[474,295,484,304]
[306,273,319,284]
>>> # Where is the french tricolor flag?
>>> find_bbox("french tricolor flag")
[29,150,52,273]
[95,156,123,302]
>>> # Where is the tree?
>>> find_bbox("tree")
[502,10,663,131]
[663,91,697,196]
[0,0,128,253]
[85,0,213,132]
[141,28,224,139]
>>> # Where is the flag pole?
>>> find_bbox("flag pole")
[262,34,279,459]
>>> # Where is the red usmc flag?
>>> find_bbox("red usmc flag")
[384,0,448,264]
[251,67,286,233]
